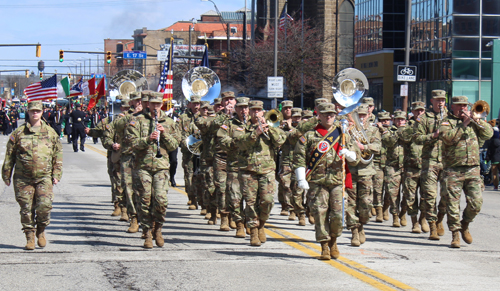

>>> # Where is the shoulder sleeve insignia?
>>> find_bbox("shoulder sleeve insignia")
[9,135,15,142]
[184,126,189,132]
[221,124,228,131]
[236,127,244,131]
[299,136,306,144]
[416,117,421,122]
[441,121,450,126]
[129,121,136,126]
[105,124,110,130]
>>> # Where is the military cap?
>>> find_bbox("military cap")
[292,107,302,117]
[362,97,375,106]
[281,100,293,108]
[412,101,426,110]
[129,92,141,101]
[141,90,152,101]
[378,111,391,120]
[148,92,164,103]
[200,101,210,109]
[121,99,131,107]
[357,104,369,115]
[314,98,328,107]
[249,100,263,109]
[431,89,446,99]
[75,102,82,108]
[302,110,313,118]
[207,105,215,114]
[318,102,337,114]
[221,91,235,99]
[452,95,469,105]
[393,110,407,119]
[190,96,201,103]
[236,97,250,106]
[213,98,222,105]
[28,101,43,111]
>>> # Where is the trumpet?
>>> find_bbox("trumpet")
[461,100,490,129]
[154,110,163,158]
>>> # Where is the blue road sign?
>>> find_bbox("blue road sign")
[123,51,147,59]
[90,74,106,79]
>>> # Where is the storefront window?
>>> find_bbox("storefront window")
[452,59,479,80]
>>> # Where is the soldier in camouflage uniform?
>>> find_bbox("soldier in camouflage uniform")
[373,111,390,222]
[438,95,493,248]
[101,100,130,219]
[294,103,360,260]
[362,97,377,125]
[177,96,201,210]
[217,97,249,237]
[125,92,180,248]
[345,104,381,246]
[2,101,63,250]
[234,100,286,246]
[382,110,407,227]
[413,89,450,240]
[277,100,295,218]
[400,101,427,233]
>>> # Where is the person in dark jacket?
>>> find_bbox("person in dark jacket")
[69,103,88,152]
[487,127,500,190]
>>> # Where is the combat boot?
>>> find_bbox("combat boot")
[24,229,35,250]
[288,211,296,221]
[119,207,129,222]
[350,228,360,247]
[371,207,376,217]
[411,216,421,233]
[436,211,446,236]
[428,221,440,240]
[141,228,148,239]
[144,229,153,249]
[298,213,306,226]
[392,214,401,227]
[460,220,473,244]
[235,222,246,238]
[250,228,261,246]
[419,214,430,233]
[111,202,121,216]
[36,226,46,248]
[204,210,211,219]
[229,217,237,229]
[154,224,164,247]
[399,207,407,227]
[280,208,289,216]
[375,206,383,223]
[200,208,207,216]
[188,199,198,210]
[382,202,390,221]
[151,222,156,240]
[308,213,315,225]
[208,208,217,225]
[187,199,192,206]
[219,213,230,231]
[358,225,366,244]
[319,241,331,260]
[328,237,340,259]
[127,217,139,233]
[451,230,460,248]
[258,220,267,243]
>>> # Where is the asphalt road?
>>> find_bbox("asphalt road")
[0,133,499,291]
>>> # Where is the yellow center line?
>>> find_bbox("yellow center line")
[265,223,416,291]
[86,144,108,157]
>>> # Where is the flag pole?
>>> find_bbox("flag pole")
[300,0,304,109]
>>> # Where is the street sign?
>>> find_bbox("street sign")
[157,50,168,61]
[397,65,417,82]
[90,74,106,79]
[267,76,284,98]
[400,84,408,97]
[123,51,147,59]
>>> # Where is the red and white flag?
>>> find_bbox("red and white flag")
[158,37,174,101]
[24,74,58,102]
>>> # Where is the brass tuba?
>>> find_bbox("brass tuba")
[264,109,284,128]
[109,69,148,99]
[331,68,373,164]
[186,133,202,155]
[182,66,221,103]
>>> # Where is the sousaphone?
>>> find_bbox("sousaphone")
[109,69,148,99]
[182,66,221,103]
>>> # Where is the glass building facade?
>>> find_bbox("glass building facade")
[355,0,500,115]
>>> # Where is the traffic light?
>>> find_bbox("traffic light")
[68,73,71,79]
[14,83,17,88]
[222,52,230,64]
[39,72,43,80]
[59,50,64,62]
[106,51,112,64]
[25,70,29,78]
[36,44,41,57]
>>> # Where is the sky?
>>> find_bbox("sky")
[0,0,245,76]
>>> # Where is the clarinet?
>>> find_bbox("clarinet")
[154,110,163,158]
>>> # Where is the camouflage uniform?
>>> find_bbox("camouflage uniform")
[345,109,381,231]
[372,112,389,210]
[382,114,406,218]
[2,118,63,231]
[439,98,493,233]
[178,108,197,205]
[125,108,180,231]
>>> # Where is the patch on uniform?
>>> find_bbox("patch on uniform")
[184,126,189,132]
[105,124,110,130]
[129,121,136,127]
[221,124,228,131]
[9,135,14,142]
[441,121,450,126]
[317,141,330,153]
[299,136,306,144]
[236,127,244,131]
[416,117,421,122]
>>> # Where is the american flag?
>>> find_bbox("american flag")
[24,74,58,102]
[158,37,174,101]
[279,3,293,30]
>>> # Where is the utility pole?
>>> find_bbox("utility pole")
[403,0,412,113]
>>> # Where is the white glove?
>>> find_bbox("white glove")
[339,148,356,162]
[295,167,310,190]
